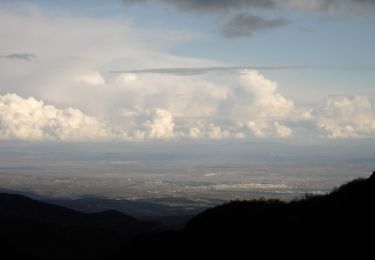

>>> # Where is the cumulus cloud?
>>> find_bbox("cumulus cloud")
[0,93,117,141]
[189,126,202,139]
[114,72,229,119]
[112,69,296,140]
[206,124,231,140]
[1,73,374,142]
[315,96,375,138]
[145,108,175,139]
[230,70,295,138]
[274,122,293,138]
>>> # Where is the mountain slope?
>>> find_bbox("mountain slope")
[126,172,375,258]
[0,193,160,259]
[1,173,374,259]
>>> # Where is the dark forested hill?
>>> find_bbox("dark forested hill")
[126,172,375,258]
[1,172,375,259]
[0,193,161,259]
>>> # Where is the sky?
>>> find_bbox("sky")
[0,0,375,143]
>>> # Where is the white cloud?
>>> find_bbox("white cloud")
[145,108,175,139]
[0,93,117,141]
[0,5,373,142]
[78,71,105,86]
[114,73,229,119]
[231,70,295,138]
[238,70,295,119]
[247,121,266,138]
[316,96,375,139]
[206,124,231,140]
[189,126,202,139]
[88,68,296,141]
[274,122,293,138]
[113,70,296,140]
[116,73,138,84]
[1,79,374,142]
[0,5,221,112]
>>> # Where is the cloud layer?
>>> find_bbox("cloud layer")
[1,68,374,142]
[0,4,373,142]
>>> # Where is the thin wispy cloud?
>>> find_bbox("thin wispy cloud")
[0,53,36,61]
[111,65,307,75]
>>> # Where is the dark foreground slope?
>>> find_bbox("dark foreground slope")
[126,172,375,258]
[0,193,160,259]
[1,173,375,259]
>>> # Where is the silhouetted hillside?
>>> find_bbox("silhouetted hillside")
[41,196,203,226]
[126,172,375,258]
[1,173,375,259]
[0,193,161,259]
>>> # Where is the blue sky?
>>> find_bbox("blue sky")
[0,0,374,142]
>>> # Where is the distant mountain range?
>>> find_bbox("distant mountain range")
[1,172,375,259]
[0,193,161,259]
[0,187,207,220]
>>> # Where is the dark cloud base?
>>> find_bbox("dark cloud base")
[123,0,375,38]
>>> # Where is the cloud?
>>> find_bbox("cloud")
[282,0,337,11]
[145,108,175,139]
[206,124,231,140]
[284,0,375,13]
[123,0,276,12]
[0,53,36,61]
[124,0,281,37]
[274,122,293,138]
[112,65,306,75]
[123,0,375,37]
[114,72,230,120]
[111,69,296,140]
[0,93,118,141]
[125,0,375,13]
[78,71,106,86]
[221,13,288,38]
[0,3,373,143]
[231,70,295,138]
[347,0,375,14]
[0,5,221,116]
[0,73,373,142]
[315,96,375,138]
